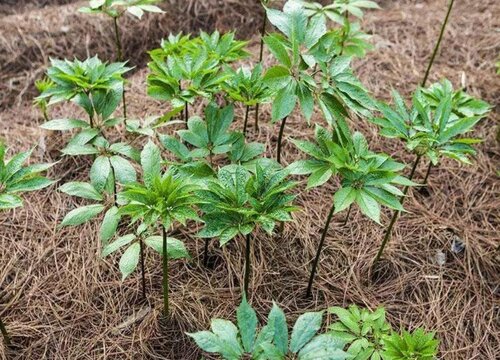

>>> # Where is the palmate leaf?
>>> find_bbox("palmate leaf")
[188,298,348,359]
[374,84,489,166]
[382,328,439,360]
[38,56,130,119]
[0,143,55,210]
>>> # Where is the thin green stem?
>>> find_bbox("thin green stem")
[276,116,288,164]
[244,233,252,297]
[373,155,422,267]
[243,105,250,136]
[0,315,11,346]
[254,104,260,131]
[161,225,169,318]
[259,14,267,62]
[203,238,210,267]
[139,238,147,302]
[113,17,128,123]
[184,102,189,129]
[423,162,433,185]
[306,199,336,298]
[342,204,352,227]
[422,0,455,87]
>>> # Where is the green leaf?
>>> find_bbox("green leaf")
[333,187,356,214]
[0,193,23,210]
[6,177,54,193]
[102,234,136,257]
[144,236,190,259]
[59,181,102,201]
[141,141,162,188]
[186,331,222,353]
[119,243,141,280]
[60,204,105,227]
[110,156,136,184]
[264,65,292,90]
[61,144,99,156]
[268,303,289,355]
[272,86,297,122]
[100,206,121,244]
[40,118,89,130]
[90,156,111,192]
[210,319,243,357]
[289,311,324,353]
[356,190,381,224]
[237,296,258,353]
[264,35,291,67]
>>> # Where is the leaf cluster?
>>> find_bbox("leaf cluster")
[289,124,412,223]
[382,329,439,360]
[197,162,298,245]
[0,143,54,210]
[37,57,131,121]
[329,305,391,360]
[79,0,164,19]
[188,296,348,360]
[372,85,490,166]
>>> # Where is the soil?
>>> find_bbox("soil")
[0,0,499,359]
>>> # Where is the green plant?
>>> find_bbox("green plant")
[118,141,199,317]
[0,141,55,345]
[370,87,489,266]
[287,124,413,296]
[188,296,348,359]
[197,162,298,296]
[147,31,246,124]
[34,77,54,123]
[329,305,392,360]
[37,57,131,128]
[382,329,439,360]
[223,65,274,134]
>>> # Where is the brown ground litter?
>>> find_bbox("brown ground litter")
[0,0,499,359]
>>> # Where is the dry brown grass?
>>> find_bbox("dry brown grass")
[0,0,499,359]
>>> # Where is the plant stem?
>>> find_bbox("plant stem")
[244,233,252,297]
[161,225,169,318]
[306,200,336,298]
[373,155,422,267]
[243,105,250,136]
[0,315,11,346]
[139,237,147,302]
[423,162,433,185]
[203,238,210,267]
[421,0,455,87]
[254,105,260,131]
[276,116,288,164]
[184,102,189,129]
[259,13,267,62]
[112,17,128,123]
[342,204,352,227]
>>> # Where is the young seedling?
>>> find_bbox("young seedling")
[288,124,413,296]
[0,141,55,346]
[328,305,392,359]
[382,328,439,360]
[197,162,297,296]
[420,79,491,183]
[223,65,274,134]
[118,141,199,318]
[187,296,348,359]
[79,0,165,120]
[148,31,247,125]
[33,77,54,123]
[370,88,489,267]
[263,0,376,164]
[37,57,131,129]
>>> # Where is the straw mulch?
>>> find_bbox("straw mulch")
[0,0,499,359]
